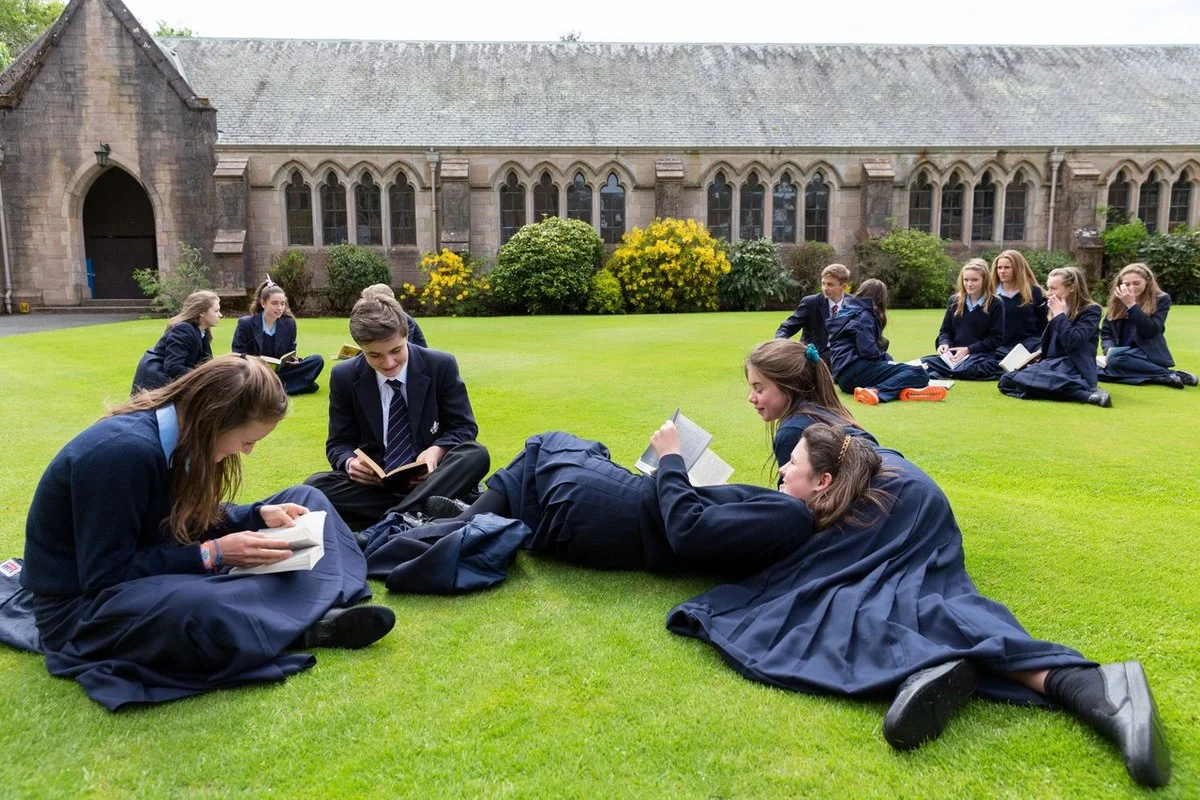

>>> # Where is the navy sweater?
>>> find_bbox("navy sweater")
[1042,304,1102,387]
[1101,294,1175,368]
[936,296,1004,353]
[826,298,886,379]
[996,286,1048,349]
[22,411,265,596]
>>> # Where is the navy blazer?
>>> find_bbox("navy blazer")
[936,296,1004,354]
[997,285,1049,349]
[1043,304,1102,386]
[1101,294,1174,368]
[231,314,299,359]
[775,293,837,356]
[826,297,885,379]
[131,322,212,393]
[324,344,478,472]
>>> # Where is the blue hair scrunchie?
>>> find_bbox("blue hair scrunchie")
[805,343,820,363]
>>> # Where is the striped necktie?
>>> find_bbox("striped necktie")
[384,379,415,471]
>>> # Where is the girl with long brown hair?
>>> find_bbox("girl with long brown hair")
[1098,263,1197,389]
[998,266,1110,406]
[22,355,394,711]
[920,259,1004,380]
[990,249,1048,355]
[231,278,326,395]
[130,289,221,394]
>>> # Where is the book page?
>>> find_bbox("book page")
[353,448,387,478]
[999,344,1032,372]
[688,449,734,486]
[256,511,325,549]
[635,409,715,473]
[229,511,326,575]
[939,351,965,371]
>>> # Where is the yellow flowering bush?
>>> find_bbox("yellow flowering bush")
[411,249,491,316]
[605,218,731,313]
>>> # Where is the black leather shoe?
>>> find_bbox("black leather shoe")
[1074,662,1171,788]
[1162,373,1185,390]
[883,659,978,751]
[421,495,470,519]
[299,605,395,649]
[1086,389,1113,407]
[400,511,427,528]
[1175,370,1198,387]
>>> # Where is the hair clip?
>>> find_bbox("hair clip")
[805,343,821,363]
[836,434,852,467]
[264,274,276,288]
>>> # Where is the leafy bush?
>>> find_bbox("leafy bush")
[490,217,604,314]
[1137,228,1200,304]
[325,244,391,313]
[410,249,492,316]
[586,269,624,314]
[1101,219,1149,273]
[718,238,791,311]
[132,242,211,315]
[978,248,1076,285]
[606,218,730,313]
[267,249,314,315]
[853,229,955,308]
[782,241,837,304]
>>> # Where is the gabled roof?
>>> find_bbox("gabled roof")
[157,39,1200,150]
[0,0,209,110]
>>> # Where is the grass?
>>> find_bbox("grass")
[0,309,1197,799]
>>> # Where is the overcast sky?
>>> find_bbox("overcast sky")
[121,0,1198,44]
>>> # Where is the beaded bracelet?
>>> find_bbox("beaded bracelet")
[212,538,224,570]
[199,540,214,571]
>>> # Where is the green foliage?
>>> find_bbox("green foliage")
[407,249,492,317]
[586,269,624,314]
[267,249,314,316]
[1136,227,1200,303]
[131,242,211,315]
[153,20,194,37]
[853,228,955,308]
[606,218,731,313]
[490,217,604,314]
[0,0,62,69]
[1101,219,1149,272]
[324,243,391,314]
[978,248,1076,284]
[718,238,791,311]
[781,241,837,303]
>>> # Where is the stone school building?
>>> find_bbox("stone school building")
[2,0,1200,308]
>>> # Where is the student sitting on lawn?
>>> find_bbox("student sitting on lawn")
[991,249,1048,356]
[826,279,946,405]
[1098,263,1198,389]
[920,259,1005,380]
[231,278,325,395]
[130,290,220,394]
[774,263,851,359]
[21,355,394,711]
[998,266,1110,407]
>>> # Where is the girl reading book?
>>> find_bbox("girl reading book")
[991,249,1048,355]
[826,279,946,404]
[130,290,220,394]
[231,278,325,395]
[1098,263,1198,389]
[22,355,394,711]
[998,266,1109,406]
[920,259,1004,380]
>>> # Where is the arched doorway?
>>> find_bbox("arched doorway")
[82,168,157,299]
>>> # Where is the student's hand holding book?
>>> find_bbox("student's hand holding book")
[260,502,308,527]
[409,445,447,482]
[947,346,970,364]
[650,420,682,458]
[212,531,295,568]
[346,456,385,486]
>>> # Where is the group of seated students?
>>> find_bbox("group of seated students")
[12,274,1175,788]
[776,255,1196,408]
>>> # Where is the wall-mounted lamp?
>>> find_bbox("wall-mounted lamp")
[94,143,111,168]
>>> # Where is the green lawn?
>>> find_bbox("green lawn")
[1,309,1197,799]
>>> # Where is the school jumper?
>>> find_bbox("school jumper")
[20,408,371,710]
[305,345,489,529]
[231,313,325,395]
[773,407,880,473]
[920,295,1005,380]
[484,431,813,575]
[995,285,1048,356]
[826,298,929,402]
[130,321,211,394]
[775,293,840,358]
[1099,294,1184,386]
[668,448,1094,704]
[404,313,429,349]
[998,305,1102,403]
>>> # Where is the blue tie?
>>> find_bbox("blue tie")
[384,379,415,471]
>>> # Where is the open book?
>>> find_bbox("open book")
[1096,346,1126,369]
[333,343,362,360]
[256,351,297,371]
[229,511,326,575]
[938,351,967,371]
[999,344,1042,372]
[354,447,429,488]
[634,409,734,487]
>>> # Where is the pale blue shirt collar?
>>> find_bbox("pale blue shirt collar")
[996,285,1018,298]
[156,403,180,466]
[965,294,983,311]
[260,311,276,336]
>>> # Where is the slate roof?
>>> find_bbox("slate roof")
[155,39,1200,149]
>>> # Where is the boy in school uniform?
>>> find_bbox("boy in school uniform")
[305,296,489,530]
[774,263,851,358]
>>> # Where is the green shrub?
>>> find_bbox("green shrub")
[325,244,391,314]
[853,229,955,308]
[718,238,791,311]
[978,248,1076,284]
[267,249,314,316]
[586,269,624,314]
[490,217,604,314]
[1137,228,1200,304]
[132,242,211,315]
[782,241,837,304]
[1101,219,1148,273]
[606,218,731,313]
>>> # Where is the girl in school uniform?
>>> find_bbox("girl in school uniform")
[920,258,1004,380]
[22,355,394,711]
[744,338,878,471]
[1098,263,1198,389]
[231,278,325,395]
[998,266,1110,407]
[130,290,220,394]
[826,278,946,404]
[990,249,1048,355]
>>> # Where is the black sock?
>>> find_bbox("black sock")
[1044,666,1115,717]
[454,488,510,521]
